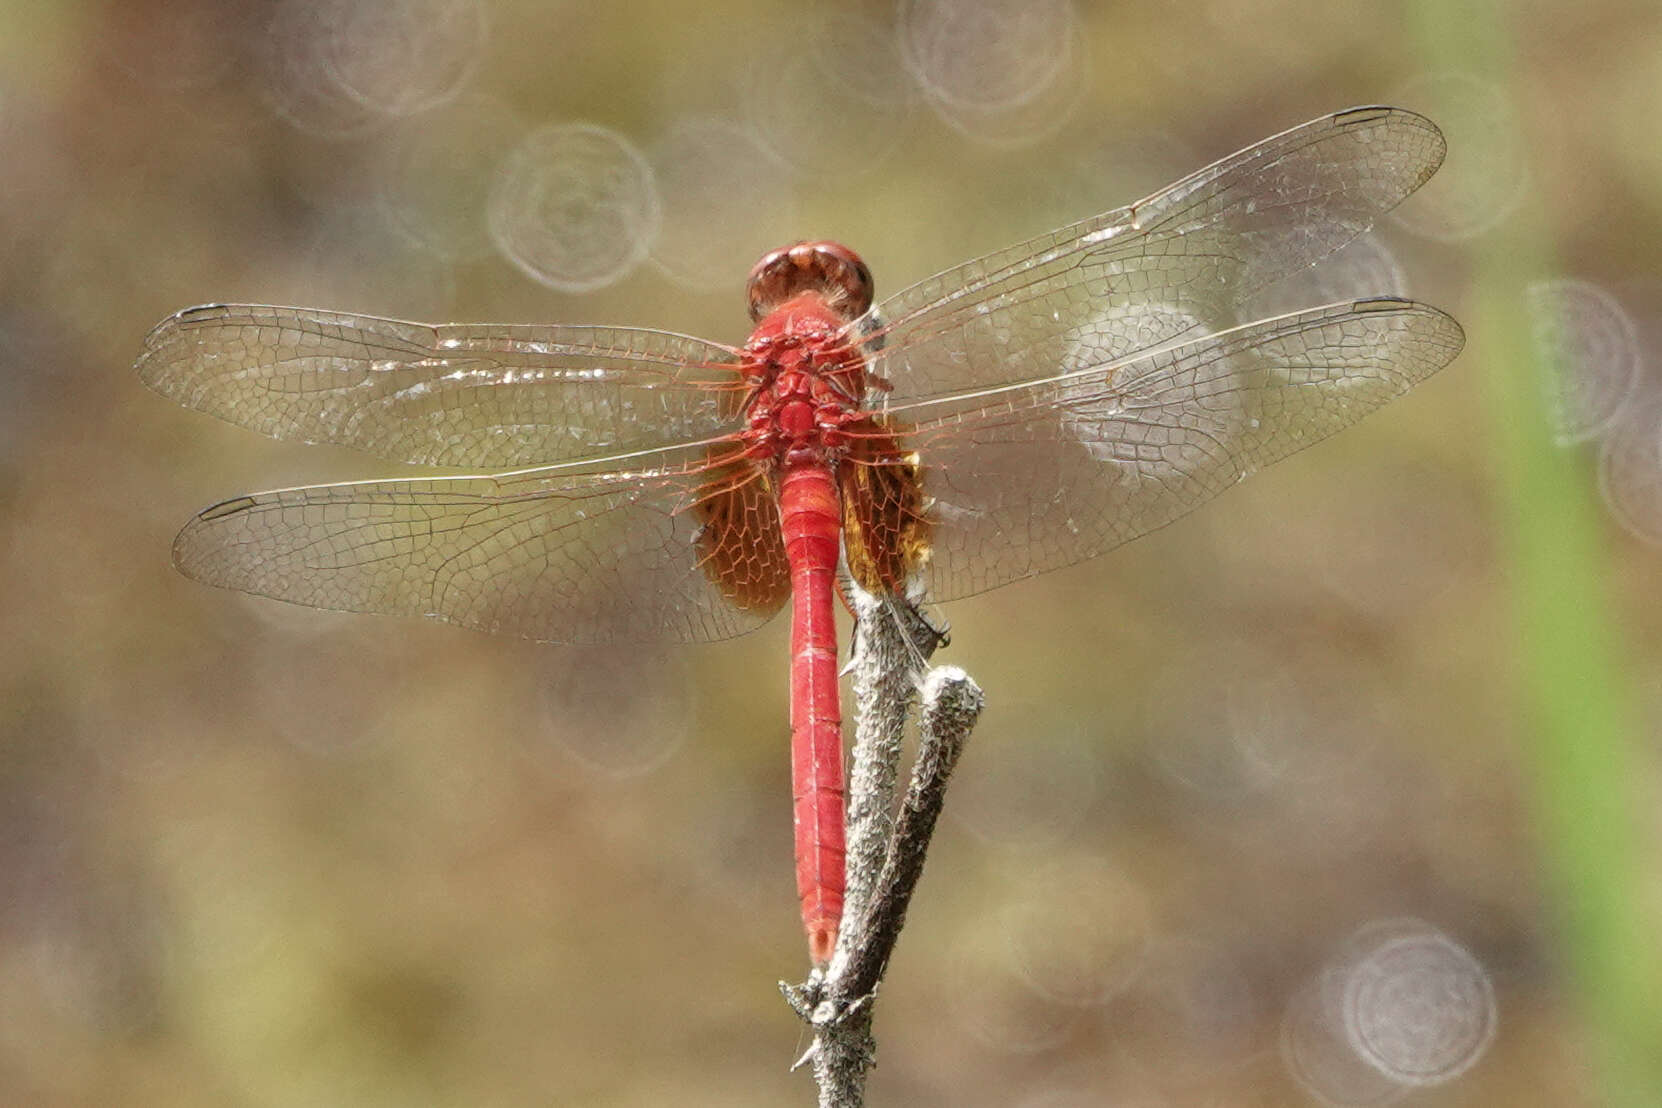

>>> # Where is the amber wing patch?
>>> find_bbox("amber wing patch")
[691,450,792,613]
[839,417,931,596]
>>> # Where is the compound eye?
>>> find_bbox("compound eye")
[747,240,874,322]
[808,241,874,316]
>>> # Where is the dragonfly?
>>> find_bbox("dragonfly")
[140,106,1464,966]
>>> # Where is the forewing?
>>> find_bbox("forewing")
[881,298,1464,601]
[172,446,789,644]
[867,107,1446,401]
[138,305,745,467]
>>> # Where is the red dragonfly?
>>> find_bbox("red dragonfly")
[140,107,1463,965]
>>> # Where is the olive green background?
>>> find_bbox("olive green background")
[3,1,1659,1105]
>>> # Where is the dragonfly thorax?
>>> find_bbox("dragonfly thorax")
[740,357,862,467]
[741,286,873,466]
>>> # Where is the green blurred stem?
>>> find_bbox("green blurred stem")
[1411,4,1662,1104]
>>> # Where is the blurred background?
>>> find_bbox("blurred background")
[3,0,1660,1105]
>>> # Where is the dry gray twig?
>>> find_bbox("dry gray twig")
[782,583,983,1107]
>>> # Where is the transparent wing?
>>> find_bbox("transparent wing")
[172,445,791,644]
[138,304,745,467]
[870,298,1464,602]
[866,106,1446,402]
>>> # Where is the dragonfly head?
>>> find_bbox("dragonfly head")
[747,240,874,324]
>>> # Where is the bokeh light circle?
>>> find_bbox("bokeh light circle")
[946,923,1082,1054]
[262,0,486,136]
[1282,919,1496,1103]
[1388,72,1529,242]
[316,0,487,118]
[745,11,916,178]
[536,646,693,779]
[1244,232,1408,323]
[380,96,524,263]
[1342,923,1497,1086]
[1003,858,1151,1008]
[900,0,1075,111]
[899,0,1086,147]
[1597,396,1662,544]
[489,123,662,293]
[1526,277,1642,443]
[647,116,798,293]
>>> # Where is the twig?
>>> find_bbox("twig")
[835,584,940,974]
[839,664,981,998]
[781,584,984,1107]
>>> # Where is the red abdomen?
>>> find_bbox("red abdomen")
[780,461,846,965]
